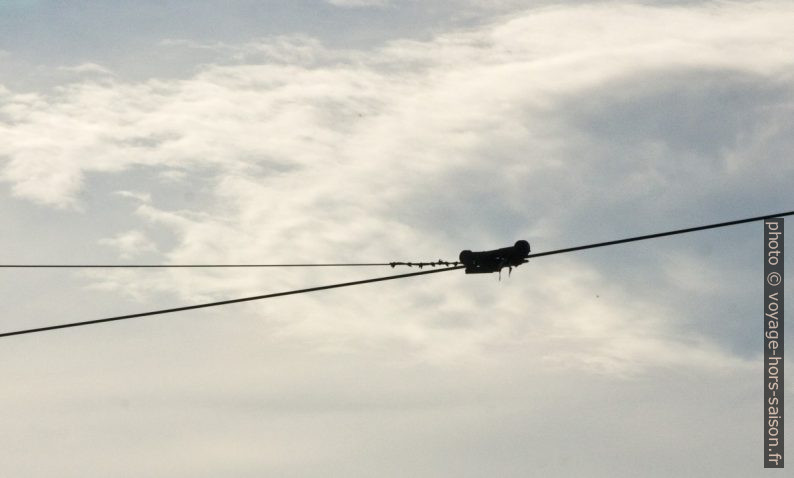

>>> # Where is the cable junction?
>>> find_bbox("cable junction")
[0,210,791,338]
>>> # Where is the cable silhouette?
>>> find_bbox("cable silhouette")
[0,263,397,268]
[0,210,790,338]
[0,262,461,269]
[528,210,794,259]
[0,266,463,338]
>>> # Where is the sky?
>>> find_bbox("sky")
[0,0,792,476]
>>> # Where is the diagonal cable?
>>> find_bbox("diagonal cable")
[527,210,794,259]
[0,266,464,338]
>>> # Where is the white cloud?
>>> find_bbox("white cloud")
[115,190,152,203]
[98,230,158,259]
[57,62,115,76]
[1,2,791,207]
[325,0,390,7]
[1,2,791,367]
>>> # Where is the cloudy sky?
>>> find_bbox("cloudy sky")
[1,0,792,476]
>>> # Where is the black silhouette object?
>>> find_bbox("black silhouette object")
[459,240,530,276]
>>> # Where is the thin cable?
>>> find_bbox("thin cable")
[0,262,461,268]
[528,210,794,259]
[5,212,790,268]
[0,266,464,338]
[0,263,395,268]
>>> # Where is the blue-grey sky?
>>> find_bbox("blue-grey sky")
[1,1,792,477]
